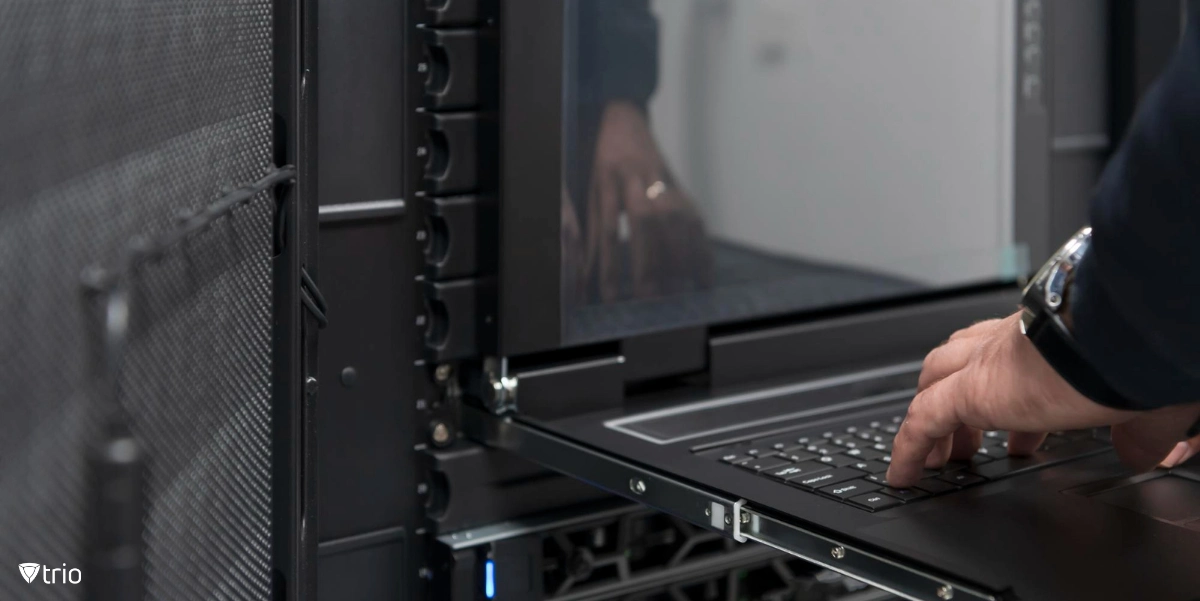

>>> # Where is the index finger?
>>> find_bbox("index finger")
[887,371,968,488]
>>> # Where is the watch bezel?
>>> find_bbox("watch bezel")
[1021,226,1092,321]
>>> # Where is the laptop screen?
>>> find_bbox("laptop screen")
[560,0,1028,345]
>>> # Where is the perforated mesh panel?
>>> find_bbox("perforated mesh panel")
[0,1,277,599]
[121,200,275,601]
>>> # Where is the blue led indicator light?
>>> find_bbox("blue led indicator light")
[485,560,496,599]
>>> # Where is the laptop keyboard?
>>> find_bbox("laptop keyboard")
[705,415,1109,512]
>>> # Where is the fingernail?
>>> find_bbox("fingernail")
[1162,442,1189,467]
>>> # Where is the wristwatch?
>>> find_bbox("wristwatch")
[1019,227,1135,409]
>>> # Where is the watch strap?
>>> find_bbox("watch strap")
[1024,311,1140,411]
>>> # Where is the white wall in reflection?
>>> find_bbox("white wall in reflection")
[647,0,1022,284]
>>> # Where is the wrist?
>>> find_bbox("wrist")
[1020,227,1138,410]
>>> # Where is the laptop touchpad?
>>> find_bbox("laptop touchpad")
[1091,476,1200,530]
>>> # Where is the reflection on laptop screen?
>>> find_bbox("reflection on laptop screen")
[560,0,1028,345]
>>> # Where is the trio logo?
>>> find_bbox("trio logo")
[18,564,39,583]
[17,563,81,584]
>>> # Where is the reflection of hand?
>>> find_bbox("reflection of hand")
[585,101,711,303]
[562,186,587,305]
[886,314,1200,489]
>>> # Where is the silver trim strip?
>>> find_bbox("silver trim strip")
[1051,133,1110,153]
[518,355,625,379]
[317,198,406,223]
[605,362,922,445]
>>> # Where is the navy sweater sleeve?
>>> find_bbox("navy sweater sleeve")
[1070,3,1200,409]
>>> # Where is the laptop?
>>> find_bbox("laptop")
[464,1,1200,599]
[466,355,1200,600]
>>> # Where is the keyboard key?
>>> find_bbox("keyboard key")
[817,454,857,468]
[795,436,812,445]
[864,473,890,486]
[914,478,958,495]
[882,424,900,434]
[849,492,902,511]
[845,426,859,434]
[720,454,750,464]
[820,479,882,499]
[808,443,839,456]
[849,461,875,473]
[776,450,818,463]
[880,455,892,463]
[880,487,929,502]
[976,445,1008,460]
[765,462,828,481]
[790,468,863,490]
[745,448,768,457]
[857,432,875,441]
[869,421,882,429]
[822,431,836,439]
[831,437,859,449]
[854,458,892,472]
[871,443,890,452]
[891,416,904,424]
[939,460,975,473]
[850,448,885,462]
[983,430,1007,442]
[970,456,1038,478]
[938,471,987,487]
[736,458,791,473]
[771,442,789,451]
[777,443,810,453]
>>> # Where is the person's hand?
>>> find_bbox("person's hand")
[886,312,1200,489]
[1161,432,1200,468]
[585,101,711,302]
[561,187,587,305]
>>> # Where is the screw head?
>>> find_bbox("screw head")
[831,546,846,560]
[740,512,750,524]
[705,507,712,517]
[434,364,452,382]
[724,515,732,525]
[416,483,428,495]
[431,422,451,446]
[937,585,954,600]
[340,366,358,388]
[629,478,647,495]
[304,377,318,395]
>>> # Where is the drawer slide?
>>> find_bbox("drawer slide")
[462,407,998,601]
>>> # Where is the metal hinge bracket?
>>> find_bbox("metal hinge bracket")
[482,356,517,415]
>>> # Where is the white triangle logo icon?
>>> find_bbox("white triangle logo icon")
[18,563,40,583]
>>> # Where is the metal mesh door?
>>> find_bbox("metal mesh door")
[0,1,285,599]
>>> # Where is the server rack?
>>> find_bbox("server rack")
[309,1,1183,600]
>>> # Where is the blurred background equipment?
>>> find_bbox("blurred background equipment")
[0,0,318,599]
